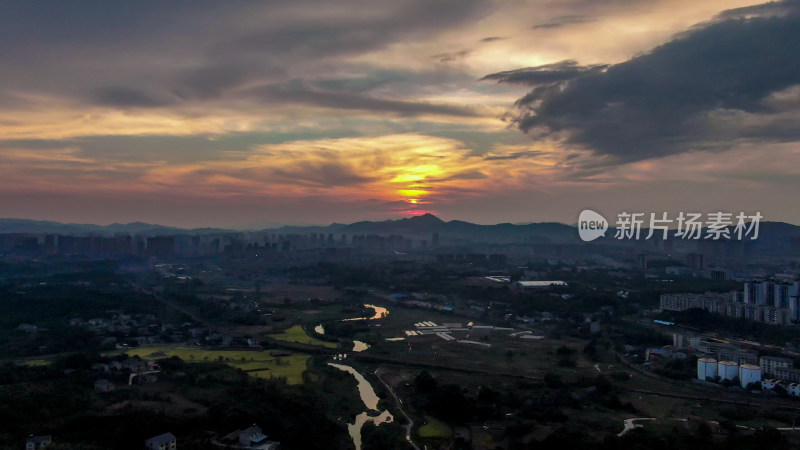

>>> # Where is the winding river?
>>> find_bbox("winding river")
[342,304,389,321]
[315,303,386,352]
[328,363,393,450]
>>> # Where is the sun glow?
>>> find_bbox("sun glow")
[390,164,444,183]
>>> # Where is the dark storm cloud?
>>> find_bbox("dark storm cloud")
[714,0,800,20]
[487,0,800,163]
[481,60,608,86]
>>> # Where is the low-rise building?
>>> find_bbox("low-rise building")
[25,435,51,449]
[94,379,114,392]
[759,356,794,376]
[774,367,800,383]
[144,432,176,450]
[238,424,268,446]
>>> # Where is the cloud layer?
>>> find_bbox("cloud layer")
[0,0,797,226]
[488,0,800,164]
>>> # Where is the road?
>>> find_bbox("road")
[375,371,420,450]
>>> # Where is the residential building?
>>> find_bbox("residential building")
[774,367,800,383]
[144,432,177,450]
[25,435,51,449]
[238,424,268,447]
[660,285,794,325]
[673,332,702,350]
[94,379,114,392]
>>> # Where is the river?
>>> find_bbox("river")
[315,303,386,352]
[342,304,389,321]
[313,323,370,352]
[328,363,393,450]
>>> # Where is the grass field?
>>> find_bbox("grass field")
[270,324,338,348]
[17,359,51,367]
[418,416,453,438]
[125,346,310,384]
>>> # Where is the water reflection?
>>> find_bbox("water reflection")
[342,304,389,321]
[328,363,393,450]
[352,340,370,352]
[315,303,387,352]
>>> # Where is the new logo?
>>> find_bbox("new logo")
[578,210,608,242]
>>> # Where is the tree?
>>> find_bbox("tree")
[414,371,437,393]
[544,372,562,389]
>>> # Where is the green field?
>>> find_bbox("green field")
[17,358,51,367]
[125,346,310,384]
[270,324,338,348]
[418,416,453,438]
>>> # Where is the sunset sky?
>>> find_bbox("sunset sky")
[1,0,798,227]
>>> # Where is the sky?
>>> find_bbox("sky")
[0,0,798,228]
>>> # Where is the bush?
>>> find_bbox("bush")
[544,372,562,388]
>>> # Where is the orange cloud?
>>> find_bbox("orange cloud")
[133,134,567,211]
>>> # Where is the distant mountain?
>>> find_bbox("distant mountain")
[265,213,579,244]
[0,218,231,235]
[2,215,797,248]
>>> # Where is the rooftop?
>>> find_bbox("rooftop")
[145,432,176,446]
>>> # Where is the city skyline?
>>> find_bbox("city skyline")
[0,0,798,228]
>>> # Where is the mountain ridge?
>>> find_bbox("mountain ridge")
[0,215,797,246]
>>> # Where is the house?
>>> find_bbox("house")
[239,424,268,446]
[144,432,177,450]
[187,328,208,338]
[25,435,51,449]
[222,424,278,448]
[91,363,109,372]
[132,336,159,346]
[94,379,114,392]
[139,373,159,384]
[121,359,149,373]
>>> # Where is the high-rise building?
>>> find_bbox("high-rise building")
[146,236,175,258]
[686,253,704,270]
